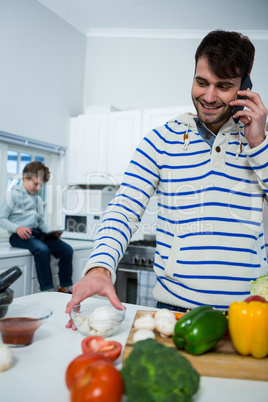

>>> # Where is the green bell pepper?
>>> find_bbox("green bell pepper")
[173,305,228,355]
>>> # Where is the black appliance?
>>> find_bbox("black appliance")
[114,239,156,305]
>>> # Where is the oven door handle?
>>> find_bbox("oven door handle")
[117,267,139,274]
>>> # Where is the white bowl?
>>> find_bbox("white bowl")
[71,300,125,337]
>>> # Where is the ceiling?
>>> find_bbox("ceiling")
[36,0,268,37]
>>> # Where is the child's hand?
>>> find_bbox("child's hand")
[16,227,32,240]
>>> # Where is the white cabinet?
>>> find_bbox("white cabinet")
[142,105,195,136]
[71,248,92,285]
[67,114,109,184]
[0,256,32,297]
[67,110,142,185]
[67,106,196,185]
[31,255,60,294]
[107,110,142,182]
[30,246,93,293]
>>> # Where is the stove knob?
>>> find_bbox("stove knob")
[148,258,154,265]
[132,256,140,265]
[141,258,147,265]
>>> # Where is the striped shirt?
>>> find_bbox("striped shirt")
[83,113,268,310]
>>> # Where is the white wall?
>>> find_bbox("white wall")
[0,0,86,147]
[84,33,268,112]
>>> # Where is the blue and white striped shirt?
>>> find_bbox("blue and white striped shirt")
[83,113,268,310]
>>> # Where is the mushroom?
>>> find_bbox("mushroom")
[154,308,177,321]
[155,316,176,338]
[134,314,156,331]
[133,329,155,343]
[0,344,12,372]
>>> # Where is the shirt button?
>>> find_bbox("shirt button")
[205,133,211,140]
[216,146,221,153]
[196,120,201,127]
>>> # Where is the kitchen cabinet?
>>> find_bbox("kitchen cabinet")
[31,242,93,293]
[67,106,196,185]
[0,240,93,295]
[67,110,141,185]
[142,105,195,136]
[71,247,91,285]
[31,254,60,294]
[107,110,142,182]
[67,114,109,184]
[0,255,32,297]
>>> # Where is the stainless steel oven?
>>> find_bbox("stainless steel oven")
[114,239,156,305]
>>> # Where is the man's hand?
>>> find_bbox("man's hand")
[230,90,267,148]
[16,227,32,240]
[65,267,125,330]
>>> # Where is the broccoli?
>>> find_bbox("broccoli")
[121,338,200,402]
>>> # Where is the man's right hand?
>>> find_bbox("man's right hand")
[16,227,32,240]
[65,267,125,330]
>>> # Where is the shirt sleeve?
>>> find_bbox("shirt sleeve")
[244,132,268,198]
[0,191,19,233]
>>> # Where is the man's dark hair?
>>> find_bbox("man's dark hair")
[23,161,50,183]
[195,30,255,82]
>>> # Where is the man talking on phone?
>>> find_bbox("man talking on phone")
[66,30,268,325]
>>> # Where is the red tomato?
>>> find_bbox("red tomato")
[70,359,124,402]
[244,295,268,303]
[65,352,108,391]
[81,336,122,362]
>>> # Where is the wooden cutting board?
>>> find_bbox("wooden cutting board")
[123,311,268,381]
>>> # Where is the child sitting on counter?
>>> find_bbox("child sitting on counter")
[0,161,73,293]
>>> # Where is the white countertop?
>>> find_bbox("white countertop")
[0,292,268,402]
[1,293,268,402]
[0,239,93,259]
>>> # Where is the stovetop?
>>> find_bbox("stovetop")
[119,239,156,267]
[129,239,156,248]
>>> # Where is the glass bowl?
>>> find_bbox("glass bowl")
[0,303,53,347]
[71,300,125,337]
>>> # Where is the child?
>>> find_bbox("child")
[0,161,73,293]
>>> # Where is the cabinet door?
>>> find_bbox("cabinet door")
[67,114,109,184]
[0,256,32,297]
[142,105,195,136]
[107,110,142,182]
[72,248,92,285]
[31,255,60,294]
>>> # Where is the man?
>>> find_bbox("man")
[66,30,268,325]
[0,161,73,293]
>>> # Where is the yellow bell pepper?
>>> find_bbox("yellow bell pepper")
[228,301,268,359]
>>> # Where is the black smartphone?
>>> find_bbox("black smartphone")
[231,75,253,124]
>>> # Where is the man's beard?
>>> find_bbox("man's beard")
[192,95,232,127]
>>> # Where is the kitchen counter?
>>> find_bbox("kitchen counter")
[0,239,93,259]
[1,292,268,402]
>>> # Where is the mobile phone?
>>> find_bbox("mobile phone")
[231,75,253,124]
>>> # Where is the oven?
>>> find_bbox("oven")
[114,239,157,306]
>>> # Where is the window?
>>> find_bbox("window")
[0,133,66,241]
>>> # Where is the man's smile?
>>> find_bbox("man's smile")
[199,101,223,111]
